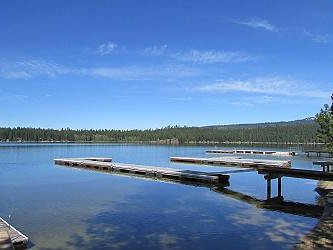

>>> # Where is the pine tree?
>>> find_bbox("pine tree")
[316,94,333,152]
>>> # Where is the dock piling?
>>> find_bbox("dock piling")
[267,177,271,200]
[278,177,282,197]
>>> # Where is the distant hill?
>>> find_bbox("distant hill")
[202,117,317,129]
[0,117,319,144]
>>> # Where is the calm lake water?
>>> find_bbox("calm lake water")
[0,143,326,249]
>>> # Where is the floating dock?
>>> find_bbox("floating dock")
[206,149,296,156]
[0,229,13,250]
[0,217,28,249]
[304,150,333,158]
[257,166,333,181]
[170,156,291,168]
[54,158,229,184]
[313,160,333,172]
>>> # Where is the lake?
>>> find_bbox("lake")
[0,143,325,249]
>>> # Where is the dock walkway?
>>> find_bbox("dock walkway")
[170,156,291,168]
[170,156,333,199]
[54,158,229,184]
[0,217,28,249]
[206,149,296,156]
[0,230,13,250]
[257,166,333,181]
[304,150,333,158]
[313,160,333,172]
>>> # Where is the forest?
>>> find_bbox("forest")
[0,119,319,144]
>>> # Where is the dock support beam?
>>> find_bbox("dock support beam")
[267,177,271,200]
[322,165,330,172]
[278,177,282,197]
[265,175,283,200]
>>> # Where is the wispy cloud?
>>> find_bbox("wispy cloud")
[84,64,196,80]
[232,17,278,32]
[168,97,193,101]
[0,58,197,81]
[0,58,71,79]
[141,46,254,64]
[303,30,330,44]
[97,42,118,55]
[197,77,328,98]
[143,45,168,56]
[231,102,253,107]
[0,94,27,102]
[229,95,309,107]
[246,95,275,104]
[173,50,255,64]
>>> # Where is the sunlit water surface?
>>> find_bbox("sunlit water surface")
[0,143,326,249]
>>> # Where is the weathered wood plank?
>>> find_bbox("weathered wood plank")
[70,157,112,162]
[206,149,296,156]
[0,217,28,248]
[170,156,291,168]
[304,150,333,157]
[257,166,333,181]
[54,158,230,184]
[0,230,13,250]
[313,161,333,166]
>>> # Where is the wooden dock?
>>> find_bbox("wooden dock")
[67,157,113,162]
[206,149,296,156]
[54,158,230,185]
[0,217,28,249]
[254,166,333,200]
[170,156,291,168]
[257,166,333,181]
[313,160,333,172]
[304,150,333,157]
[0,230,13,250]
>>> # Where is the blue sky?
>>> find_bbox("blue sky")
[0,0,332,129]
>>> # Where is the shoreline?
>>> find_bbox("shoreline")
[0,141,324,146]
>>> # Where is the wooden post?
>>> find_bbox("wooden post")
[267,177,271,200]
[278,177,282,197]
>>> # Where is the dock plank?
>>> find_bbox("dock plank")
[257,166,333,181]
[313,161,333,166]
[0,217,28,248]
[304,150,333,157]
[54,158,230,184]
[0,230,13,250]
[170,156,291,168]
[206,149,296,156]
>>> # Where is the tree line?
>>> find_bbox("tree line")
[0,122,319,144]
